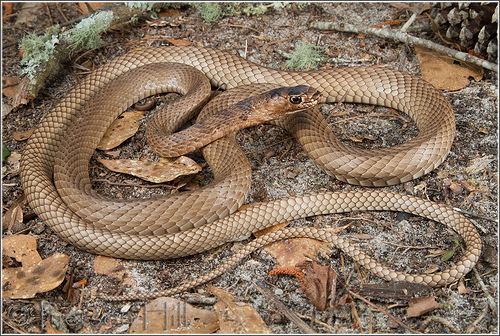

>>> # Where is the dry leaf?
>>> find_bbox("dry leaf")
[12,128,35,141]
[97,111,144,150]
[159,8,181,17]
[77,2,106,14]
[93,255,135,287]
[5,151,21,176]
[2,76,21,100]
[263,227,346,267]
[165,38,192,46]
[457,279,468,295]
[129,297,219,334]
[2,195,25,232]
[2,253,69,299]
[415,46,483,91]
[2,234,41,266]
[209,286,270,333]
[98,156,202,183]
[465,155,495,175]
[407,296,440,317]
[2,2,14,15]
[298,261,337,311]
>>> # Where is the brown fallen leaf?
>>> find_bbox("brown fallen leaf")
[93,255,135,288]
[165,38,192,46]
[415,46,483,91]
[2,253,69,299]
[5,151,21,176]
[297,261,337,311]
[2,194,26,233]
[407,296,441,317]
[129,297,219,334]
[2,234,41,266]
[98,156,202,183]
[97,111,144,150]
[12,128,35,141]
[2,76,21,100]
[2,2,14,15]
[77,2,106,14]
[262,227,348,267]
[209,286,270,333]
[159,8,181,17]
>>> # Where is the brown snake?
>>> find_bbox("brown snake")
[20,47,482,301]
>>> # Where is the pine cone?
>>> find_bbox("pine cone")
[429,2,498,62]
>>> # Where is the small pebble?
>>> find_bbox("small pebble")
[120,303,131,313]
[274,288,283,295]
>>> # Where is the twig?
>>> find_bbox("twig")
[2,318,28,334]
[452,207,498,224]
[400,12,419,33]
[420,316,460,333]
[55,2,70,22]
[465,303,490,333]
[45,3,54,26]
[295,313,336,333]
[311,21,498,72]
[472,268,497,316]
[253,281,316,334]
[347,289,419,333]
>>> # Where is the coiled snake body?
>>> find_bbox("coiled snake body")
[21,47,481,300]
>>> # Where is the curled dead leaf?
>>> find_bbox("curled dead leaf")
[415,46,483,91]
[93,255,135,287]
[129,297,219,333]
[2,253,69,299]
[407,296,440,317]
[97,111,144,150]
[2,195,26,232]
[297,261,337,311]
[98,156,202,183]
[209,286,270,333]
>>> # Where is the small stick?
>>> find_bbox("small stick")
[253,281,316,334]
[55,2,70,22]
[420,316,460,333]
[465,303,490,333]
[452,207,498,224]
[472,268,497,316]
[348,289,419,333]
[45,3,54,26]
[311,21,498,72]
[400,12,419,33]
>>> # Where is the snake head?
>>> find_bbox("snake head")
[247,85,322,123]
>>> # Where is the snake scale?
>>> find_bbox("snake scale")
[20,47,481,301]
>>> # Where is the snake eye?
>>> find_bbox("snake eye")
[289,95,302,104]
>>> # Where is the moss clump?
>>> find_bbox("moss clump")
[125,2,155,10]
[19,26,60,79]
[63,11,114,52]
[285,42,325,70]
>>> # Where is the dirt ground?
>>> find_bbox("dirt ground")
[2,2,498,334]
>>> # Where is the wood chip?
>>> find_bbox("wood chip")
[98,156,202,183]
[165,38,192,46]
[97,111,144,150]
[209,286,270,333]
[129,297,219,333]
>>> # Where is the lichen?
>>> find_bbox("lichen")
[285,41,325,70]
[195,3,223,23]
[19,26,60,79]
[63,11,114,52]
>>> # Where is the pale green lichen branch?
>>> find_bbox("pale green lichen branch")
[63,11,114,52]
[285,42,325,70]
